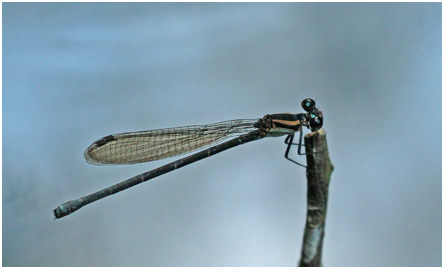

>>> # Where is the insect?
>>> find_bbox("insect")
[54,98,323,219]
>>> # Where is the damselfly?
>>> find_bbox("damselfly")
[54,98,323,219]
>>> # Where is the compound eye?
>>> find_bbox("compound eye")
[309,113,323,131]
[302,98,316,112]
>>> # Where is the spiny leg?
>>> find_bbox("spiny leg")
[284,134,307,168]
[298,128,306,155]
[285,133,305,148]
[292,129,325,156]
[285,129,307,155]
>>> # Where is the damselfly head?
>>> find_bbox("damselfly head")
[301,98,323,131]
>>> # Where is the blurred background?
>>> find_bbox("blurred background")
[3,3,441,266]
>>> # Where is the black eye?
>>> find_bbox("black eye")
[309,115,323,131]
[301,98,316,112]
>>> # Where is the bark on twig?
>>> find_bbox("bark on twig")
[299,129,334,267]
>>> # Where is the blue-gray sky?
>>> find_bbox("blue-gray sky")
[3,3,441,266]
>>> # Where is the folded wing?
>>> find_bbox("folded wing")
[84,119,258,165]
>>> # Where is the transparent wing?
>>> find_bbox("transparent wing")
[84,119,259,165]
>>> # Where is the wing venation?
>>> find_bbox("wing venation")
[84,119,258,165]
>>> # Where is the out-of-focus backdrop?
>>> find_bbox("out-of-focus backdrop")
[3,3,441,266]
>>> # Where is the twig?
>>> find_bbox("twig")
[299,129,334,267]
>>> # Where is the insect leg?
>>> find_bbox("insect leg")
[284,134,307,168]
